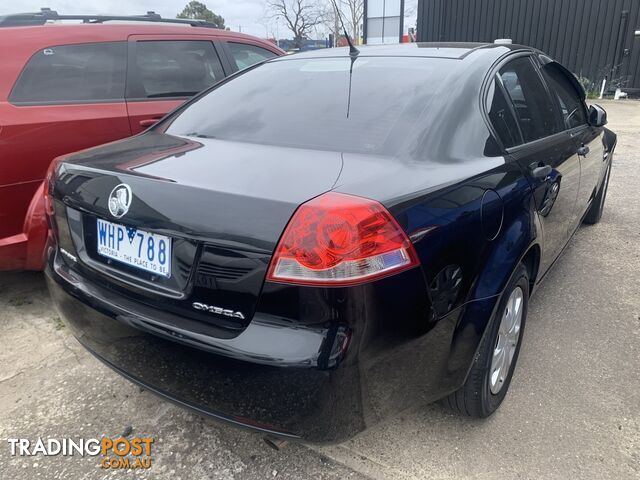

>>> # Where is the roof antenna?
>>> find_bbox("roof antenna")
[329,0,359,118]
[330,0,359,57]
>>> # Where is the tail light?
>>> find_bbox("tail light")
[266,192,419,286]
[44,156,64,217]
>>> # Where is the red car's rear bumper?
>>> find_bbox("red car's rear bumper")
[0,182,48,271]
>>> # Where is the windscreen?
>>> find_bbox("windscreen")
[164,56,452,156]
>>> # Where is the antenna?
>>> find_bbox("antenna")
[330,0,359,57]
[329,0,359,119]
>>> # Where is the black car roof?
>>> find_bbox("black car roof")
[276,42,534,63]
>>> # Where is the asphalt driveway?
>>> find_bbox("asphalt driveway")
[0,99,638,480]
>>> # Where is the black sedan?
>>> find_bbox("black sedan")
[45,42,616,443]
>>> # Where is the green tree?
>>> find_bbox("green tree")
[177,1,225,28]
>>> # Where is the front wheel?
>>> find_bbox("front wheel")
[440,263,529,417]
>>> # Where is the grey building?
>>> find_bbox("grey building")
[417,0,640,93]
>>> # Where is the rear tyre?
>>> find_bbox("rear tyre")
[583,161,611,225]
[440,263,529,417]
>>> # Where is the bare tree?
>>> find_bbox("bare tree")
[267,0,325,49]
[339,0,363,44]
[317,1,340,46]
[319,0,363,46]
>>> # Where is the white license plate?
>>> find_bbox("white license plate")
[96,219,172,278]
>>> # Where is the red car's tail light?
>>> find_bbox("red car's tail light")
[266,192,419,286]
[44,156,64,217]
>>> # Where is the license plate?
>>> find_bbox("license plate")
[96,219,172,278]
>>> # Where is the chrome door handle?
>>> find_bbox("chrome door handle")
[529,162,552,180]
[577,145,590,156]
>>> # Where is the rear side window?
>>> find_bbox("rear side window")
[487,79,522,148]
[10,42,126,104]
[499,57,559,143]
[130,41,225,99]
[227,42,277,71]
[540,63,587,130]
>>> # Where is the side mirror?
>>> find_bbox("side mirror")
[588,104,607,127]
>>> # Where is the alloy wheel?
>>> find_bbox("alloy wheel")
[490,286,524,394]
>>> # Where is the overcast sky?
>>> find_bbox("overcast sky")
[2,0,418,39]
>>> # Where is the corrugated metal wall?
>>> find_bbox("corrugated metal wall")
[417,0,640,91]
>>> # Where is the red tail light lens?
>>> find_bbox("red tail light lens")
[267,192,419,286]
[44,156,64,217]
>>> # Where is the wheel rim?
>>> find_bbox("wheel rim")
[489,286,524,395]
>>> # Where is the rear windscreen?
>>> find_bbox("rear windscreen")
[164,56,452,156]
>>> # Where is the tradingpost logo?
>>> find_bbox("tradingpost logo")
[7,437,154,470]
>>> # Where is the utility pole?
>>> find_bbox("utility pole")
[333,3,340,47]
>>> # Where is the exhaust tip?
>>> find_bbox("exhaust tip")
[263,435,288,451]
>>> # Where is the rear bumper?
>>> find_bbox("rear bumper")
[0,182,48,271]
[46,250,477,443]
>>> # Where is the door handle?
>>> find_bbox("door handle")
[139,117,162,127]
[577,145,590,156]
[529,162,552,180]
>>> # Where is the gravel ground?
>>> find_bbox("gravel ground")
[0,99,638,480]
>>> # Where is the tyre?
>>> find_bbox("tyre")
[583,161,611,225]
[441,263,529,417]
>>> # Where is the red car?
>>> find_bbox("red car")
[0,9,283,271]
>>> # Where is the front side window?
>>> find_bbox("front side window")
[130,41,225,99]
[228,42,277,71]
[499,57,559,143]
[540,63,587,130]
[10,42,126,104]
